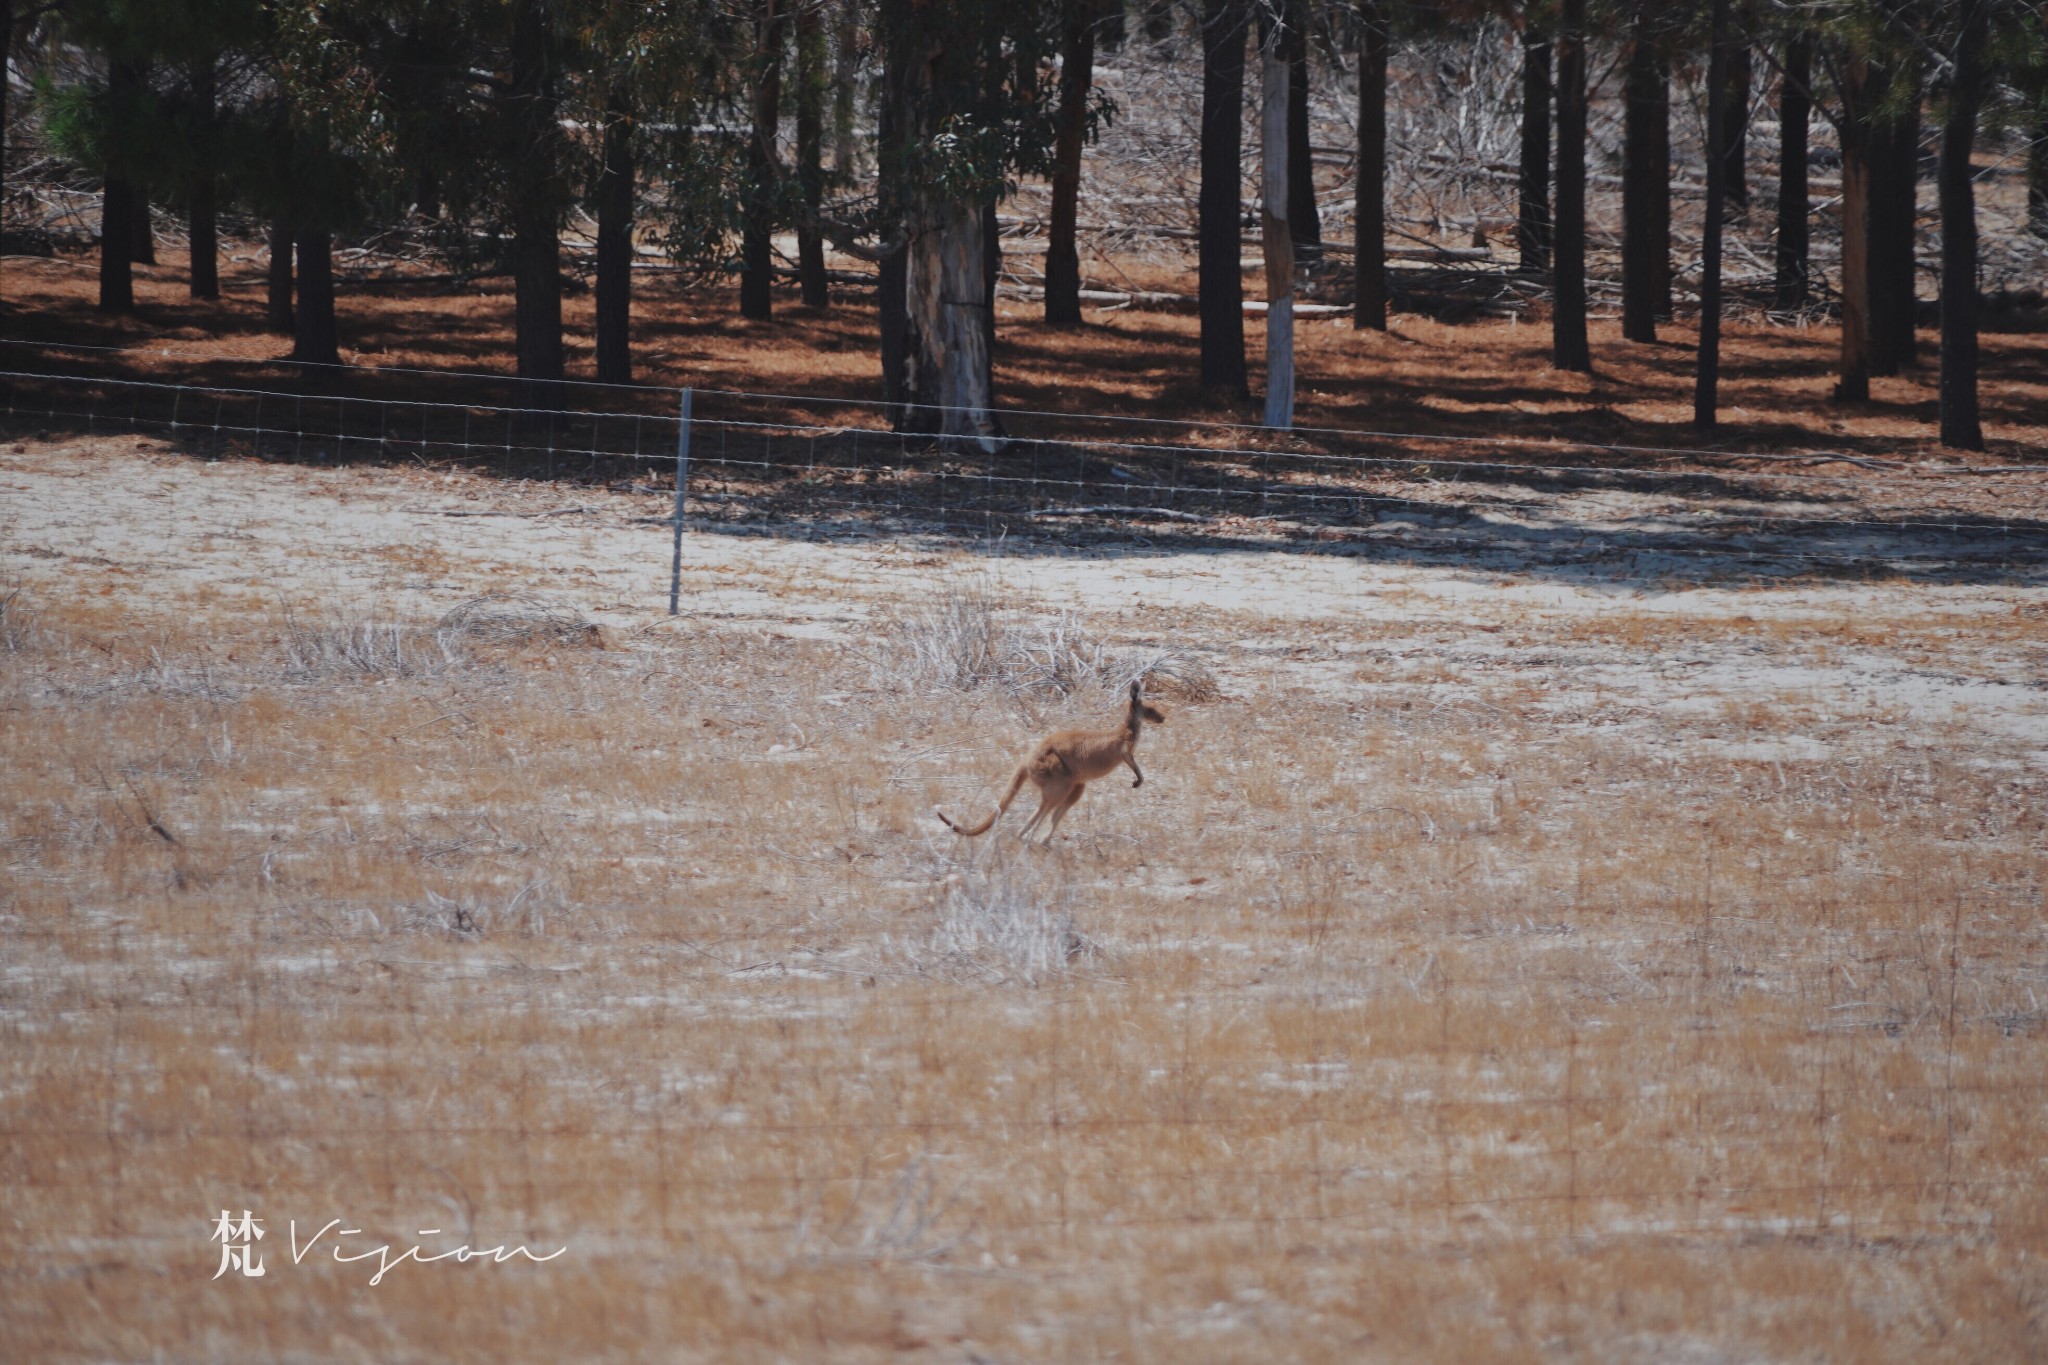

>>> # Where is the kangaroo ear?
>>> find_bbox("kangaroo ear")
[1129,680,1142,701]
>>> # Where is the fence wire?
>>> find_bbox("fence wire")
[4,366,2046,579]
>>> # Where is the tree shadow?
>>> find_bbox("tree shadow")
[5,359,2042,592]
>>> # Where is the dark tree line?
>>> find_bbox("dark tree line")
[5,0,2042,449]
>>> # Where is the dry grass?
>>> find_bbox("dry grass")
[3,446,2048,1361]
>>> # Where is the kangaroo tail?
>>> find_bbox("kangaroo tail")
[937,766,1028,837]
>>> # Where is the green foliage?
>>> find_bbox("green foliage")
[876,0,1068,211]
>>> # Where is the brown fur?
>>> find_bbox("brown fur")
[937,681,1168,844]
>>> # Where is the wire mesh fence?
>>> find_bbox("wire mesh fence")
[5,360,2048,580]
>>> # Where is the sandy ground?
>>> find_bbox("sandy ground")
[6,438,2048,1360]
[6,436,2046,754]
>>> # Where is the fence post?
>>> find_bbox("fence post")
[668,388,693,617]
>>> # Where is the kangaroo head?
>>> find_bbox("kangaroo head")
[1127,679,1167,727]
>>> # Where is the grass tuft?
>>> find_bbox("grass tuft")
[280,606,461,681]
[910,850,1091,984]
[872,581,1218,706]
[0,582,37,654]
[437,593,601,650]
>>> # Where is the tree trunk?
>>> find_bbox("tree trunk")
[1551,0,1589,372]
[1938,1,1988,451]
[98,175,135,312]
[1694,0,1729,428]
[188,60,219,300]
[131,188,155,265]
[1772,30,1811,310]
[905,199,997,446]
[416,163,441,220]
[1717,39,1750,215]
[1834,57,1874,403]
[1198,0,1249,397]
[97,58,140,311]
[291,225,340,366]
[508,0,564,389]
[1352,1,1387,331]
[1261,34,1294,430]
[982,195,1000,402]
[266,214,294,333]
[877,32,914,418]
[1867,78,1921,375]
[188,180,218,300]
[1046,0,1099,326]
[2028,104,2048,238]
[741,0,785,321]
[795,0,829,308]
[832,0,859,176]
[1621,16,1666,344]
[881,243,910,412]
[1,0,10,249]
[594,88,634,385]
[1284,0,1319,263]
[1517,22,1551,276]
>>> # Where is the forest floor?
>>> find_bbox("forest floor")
[4,404,2048,1357]
[3,235,2046,467]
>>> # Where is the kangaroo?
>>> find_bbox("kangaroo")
[937,681,1168,844]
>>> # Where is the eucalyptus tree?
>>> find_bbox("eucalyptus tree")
[571,0,721,381]
[792,0,831,306]
[42,0,161,311]
[1931,0,2031,450]
[1198,0,1252,396]
[1259,1,1294,427]
[1353,0,1391,329]
[1770,13,1815,309]
[1045,0,1114,327]
[1551,0,1589,370]
[1620,0,1676,342]
[1695,0,1732,425]
[1516,0,1554,275]
[871,0,1064,442]
[1811,7,1922,402]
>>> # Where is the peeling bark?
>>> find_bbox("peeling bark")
[905,199,998,446]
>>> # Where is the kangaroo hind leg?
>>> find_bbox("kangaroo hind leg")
[1041,781,1087,844]
[1017,777,1069,843]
